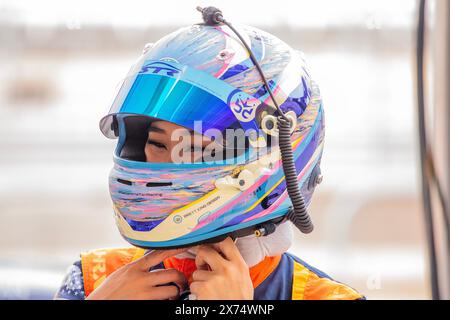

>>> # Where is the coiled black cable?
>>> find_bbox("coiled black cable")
[279,117,314,233]
[197,6,314,234]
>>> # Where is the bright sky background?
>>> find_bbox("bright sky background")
[0,0,416,28]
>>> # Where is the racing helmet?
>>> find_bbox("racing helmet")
[99,16,325,249]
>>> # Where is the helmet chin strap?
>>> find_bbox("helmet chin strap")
[235,221,293,267]
[175,221,293,267]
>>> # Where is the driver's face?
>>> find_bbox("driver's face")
[144,120,213,163]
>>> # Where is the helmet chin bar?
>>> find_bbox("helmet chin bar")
[130,216,287,250]
[113,135,325,249]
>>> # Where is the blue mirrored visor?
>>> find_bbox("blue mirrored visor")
[100,59,264,140]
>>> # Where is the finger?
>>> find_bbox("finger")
[147,285,180,300]
[133,248,187,271]
[148,268,187,290]
[189,281,202,297]
[195,245,226,272]
[192,269,213,282]
[212,237,244,263]
[189,281,211,300]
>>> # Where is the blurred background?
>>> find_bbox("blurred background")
[0,0,433,299]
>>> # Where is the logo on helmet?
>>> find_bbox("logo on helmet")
[227,89,260,122]
[173,215,183,224]
[140,61,181,76]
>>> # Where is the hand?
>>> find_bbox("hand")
[190,237,253,300]
[86,248,187,300]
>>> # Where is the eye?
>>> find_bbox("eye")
[147,139,167,150]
